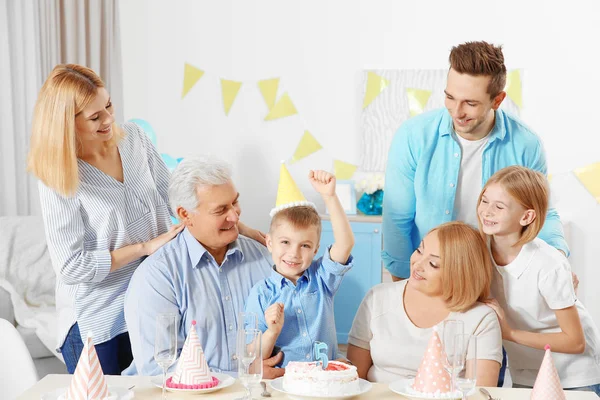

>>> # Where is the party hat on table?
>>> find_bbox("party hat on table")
[171,320,213,385]
[530,345,566,400]
[412,327,452,394]
[66,332,109,400]
[269,162,316,217]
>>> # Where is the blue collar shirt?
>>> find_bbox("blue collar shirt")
[123,227,272,376]
[382,108,569,278]
[244,246,353,367]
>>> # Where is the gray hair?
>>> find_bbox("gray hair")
[168,155,233,216]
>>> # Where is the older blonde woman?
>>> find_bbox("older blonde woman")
[347,222,502,386]
[28,64,265,374]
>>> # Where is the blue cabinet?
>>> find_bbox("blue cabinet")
[316,215,383,344]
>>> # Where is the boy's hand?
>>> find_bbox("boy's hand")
[265,303,285,334]
[309,170,336,197]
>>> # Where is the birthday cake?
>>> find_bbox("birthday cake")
[408,329,458,399]
[166,320,220,390]
[283,361,360,396]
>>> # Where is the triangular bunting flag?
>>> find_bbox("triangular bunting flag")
[334,160,357,180]
[181,63,205,99]
[290,131,323,164]
[362,71,390,109]
[406,88,432,117]
[66,333,109,400]
[258,78,280,110]
[505,69,523,109]
[221,79,243,115]
[574,162,600,202]
[265,92,298,120]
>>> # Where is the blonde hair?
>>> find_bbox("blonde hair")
[433,222,492,312]
[478,166,548,247]
[27,64,123,196]
[270,206,322,239]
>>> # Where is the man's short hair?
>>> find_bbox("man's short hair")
[449,41,507,99]
[269,206,322,238]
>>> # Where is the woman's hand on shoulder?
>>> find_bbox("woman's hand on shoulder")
[238,221,267,246]
[142,223,185,256]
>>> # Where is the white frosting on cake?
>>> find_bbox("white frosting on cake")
[283,361,360,396]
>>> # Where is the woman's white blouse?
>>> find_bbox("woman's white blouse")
[348,280,503,383]
[39,122,172,347]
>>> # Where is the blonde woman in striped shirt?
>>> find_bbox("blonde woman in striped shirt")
[27,64,265,374]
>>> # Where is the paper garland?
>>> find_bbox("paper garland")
[505,69,523,109]
[362,71,390,109]
[406,88,432,117]
[182,63,205,99]
[290,131,322,163]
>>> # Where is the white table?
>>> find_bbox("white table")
[18,374,599,399]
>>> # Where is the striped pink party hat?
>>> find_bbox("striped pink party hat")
[412,328,452,394]
[66,333,109,400]
[171,320,212,385]
[531,345,566,400]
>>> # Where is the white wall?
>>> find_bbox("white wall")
[119,0,600,319]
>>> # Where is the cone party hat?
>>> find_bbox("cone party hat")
[530,345,566,400]
[66,332,109,400]
[270,162,315,217]
[169,320,219,389]
[412,327,452,394]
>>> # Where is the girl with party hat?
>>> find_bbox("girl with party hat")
[480,166,600,394]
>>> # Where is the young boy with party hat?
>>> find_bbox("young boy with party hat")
[244,164,355,367]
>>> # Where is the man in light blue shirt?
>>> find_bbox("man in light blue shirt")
[124,156,283,378]
[382,41,569,281]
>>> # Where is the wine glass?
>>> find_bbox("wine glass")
[154,313,178,400]
[455,335,477,400]
[238,311,258,330]
[440,320,464,395]
[236,328,262,400]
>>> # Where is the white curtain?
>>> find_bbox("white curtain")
[0,0,123,216]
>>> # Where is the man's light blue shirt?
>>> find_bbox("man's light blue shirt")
[244,246,353,367]
[123,228,272,376]
[382,108,569,278]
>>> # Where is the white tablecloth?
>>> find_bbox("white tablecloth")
[18,374,600,399]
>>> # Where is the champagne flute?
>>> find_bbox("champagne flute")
[455,335,477,400]
[238,311,258,330]
[236,328,262,400]
[441,320,464,395]
[154,313,178,400]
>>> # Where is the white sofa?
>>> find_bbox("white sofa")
[0,216,66,377]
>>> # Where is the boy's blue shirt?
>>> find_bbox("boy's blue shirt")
[244,245,353,367]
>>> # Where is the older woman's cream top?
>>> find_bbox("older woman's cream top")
[348,280,502,383]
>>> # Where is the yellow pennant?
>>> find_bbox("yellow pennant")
[275,163,306,207]
[406,88,432,117]
[181,63,204,99]
[258,78,280,110]
[505,70,523,109]
[548,174,553,183]
[574,162,600,202]
[334,160,358,180]
[290,131,323,164]
[265,92,298,120]
[363,72,390,109]
[221,79,243,115]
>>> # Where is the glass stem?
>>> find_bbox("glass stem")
[245,385,252,400]
[162,368,167,400]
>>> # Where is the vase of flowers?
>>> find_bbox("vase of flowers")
[356,174,384,215]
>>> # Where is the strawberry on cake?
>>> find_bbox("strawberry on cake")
[166,320,220,390]
[283,360,360,396]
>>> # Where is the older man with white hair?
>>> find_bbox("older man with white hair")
[123,155,283,377]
